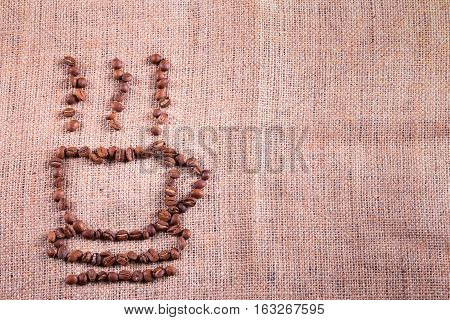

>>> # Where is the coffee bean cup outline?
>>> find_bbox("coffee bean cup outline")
[47,141,210,285]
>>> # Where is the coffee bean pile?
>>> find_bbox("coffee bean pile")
[107,58,133,131]
[62,56,87,132]
[47,141,210,285]
[148,54,171,136]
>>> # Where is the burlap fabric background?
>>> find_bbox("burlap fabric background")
[0,0,447,300]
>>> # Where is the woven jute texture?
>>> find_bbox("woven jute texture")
[0,0,448,300]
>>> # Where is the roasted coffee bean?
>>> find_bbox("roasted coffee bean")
[81,229,95,240]
[193,179,207,189]
[182,197,196,207]
[73,220,87,234]
[54,239,65,248]
[49,157,63,168]
[159,250,171,261]
[138,253,149,263]
[166,177,176,187]
[156,78,169,89]
[159,59,170,72]
[106,112,117,120]
[107,272,119,283]
[157,112,168,124]
[102,229,115,241]
[65,146,79,157]
[52,189,64,202]
[129,230,142,240]
[77,273,88,285]
[131,270,143,282]
[177,202,188,213]
[73,89,86,101]
[125,147,135,161]
[177,236,187,250]
[47,231,57,243]
[55,227,65,239]
[145,224,157,237]
[149,53,162,64]
[65,94,78,105]
[53,176,64,188]
[113,68,124,80]
[76,77,87,88]
[164,157,176,167]
[127,251,138,261]
[163,147,177,157]
[87,269,97,282]
[140,149,153,159]
[96,147,108,158]
[111,101,124,112]
[54,146,66,159]
[121,72,133,82]
[154,89,166,101]
[57,245,69,259]
[68,66,80,76]
[63,225,76,238]
[108,118,122,130]
[142,230,150,239]
[78,146,91,158]
[175,154,186,166]
[82,251,92,263]
[100,251,112,257]
[167,225,183,235]
[168,168,180,179]
[63,211,76,224]
[182,229,192,240]
[165,265,176,276]
[94,229,102,239]
[111,58,123,69]
[116,253,129,266]
[133,146,144,157]
[69,75,78,87]
[119,270,132,281]
[102,255,116,267]
[153,140,166,150]
[159,98,171,108]
[152,108,163,118]
[143,269,154,282]
[67,250,83,262]
[53,167,64,178]
[155,70,166,81]
[90,152,104,164]
[66,119,80,132]
[97,271,108,281]
[191,165,203,175]
[170,248,181,260]
[155,220,169,231]
[63,56,76,66]
[186,157,199,167]
[47,247,57,258]
[119,82,129,93]
[113,90,127,102]
[167,206,180,215]
[191,189,204,199]
[165,198,178,207]
[89,253,98,265]
[65,274,78,285]
[147,248,159,262]
[153,267,165,278]
[157,210,171,222]
[170,213,181,226]
[58,198,71,210]
[150,126,161,136]
[115,149,125,162]
[116,230,129,241]
[108,146,118,159]
[164,186,177,197]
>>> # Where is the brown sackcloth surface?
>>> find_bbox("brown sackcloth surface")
[0,0,448,300]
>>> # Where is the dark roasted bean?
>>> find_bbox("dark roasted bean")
[68,66,80,77]
[159,59,170,72]
[131,270,143,282]
[49,157,63,168]
[58,198,71,210]
[143,269,154,282]
[107,272,119,283]
[97,271,108,281]
[63,225,75,238]
[53,177,64,188]
[73,220,87,234]
[177,236,187,250]
[67,250,83,262]
[127,251,138,261]
[181,229,192,240]
[78,146,91,158]
[149,53,162,64]
[102,255,116,267]
[153,267,165,278]
[159,98,171,108]
[63,56,76,66]
[53,167,64,178]
[116,230,129,241]
[193,179,207,189]
[87,269,97,282]
[129,230,142,240]
[119,270,132,281]
[165,265,176,276]
[147,249,159,262]
[47,247,57,258]
[111,58,123,69]
[65,274,78,285]
[170,248,180,260]
[111,101,124,112]
[125,147,135,161]
[159,250,170,261]
[81,229,95,240]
